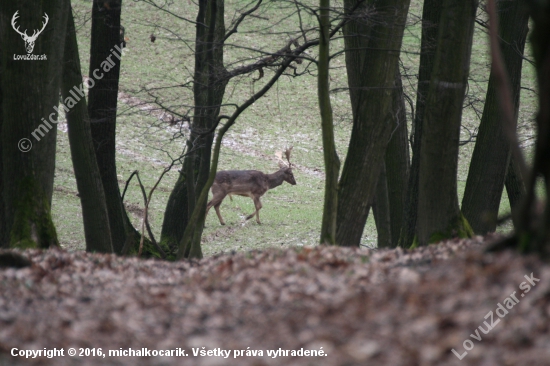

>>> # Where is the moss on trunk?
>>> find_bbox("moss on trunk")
[10,177,58,249]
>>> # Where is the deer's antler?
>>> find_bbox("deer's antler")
[275,147,293,168]
[11,11,27,38]
[284,146,293,166]
[11,11,48,41]
[29,13,49,40]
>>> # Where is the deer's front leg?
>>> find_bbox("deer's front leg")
[247,196,262,224]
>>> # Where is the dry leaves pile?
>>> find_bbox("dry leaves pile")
[1,237,549,366]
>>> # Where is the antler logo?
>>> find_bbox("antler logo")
[11,11,49,54]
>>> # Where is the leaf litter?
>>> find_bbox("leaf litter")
[0,236,549,365]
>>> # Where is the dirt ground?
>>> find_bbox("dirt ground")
[1,237,549,366]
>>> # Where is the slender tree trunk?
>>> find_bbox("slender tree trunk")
[187,0,228,257]
[399,0,442,248]
[88,0,128,254]
[514,0,550,255]
[337,0,411,247]
[417,0,477,246]
[1,0,69,248]
[62,6,113,253]
[385,67,410,247]
[372,165,392,248]
[318,0,340,245]
[462,0,529,234]
[0,42,5,248]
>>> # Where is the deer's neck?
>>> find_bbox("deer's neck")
[267,170,285,189]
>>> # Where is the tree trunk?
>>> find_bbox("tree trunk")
[372,165,392,248]
[162,0,228,257]
[337,0,411,247]
[513,0,550,255]
[462,0,528,234]
[399,0,442,248]
[1,0,69,248]
[88,0,128,254]
[62,6,113,253]
[385,67,410,247]
[0,42,5,248]
[318,0,340,245]
[187,0,229,257]
[417,0,478,246]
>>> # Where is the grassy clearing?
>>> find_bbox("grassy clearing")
[51,0,536,254]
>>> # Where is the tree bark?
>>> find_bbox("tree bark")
[462,0,529,234]
[505,155,526,212]
[62,5,113,253]
[417,0,478,246]
[160,172,189,253]
[337,0,411,247]
[1,0,69,248]
[372,165,392,248]
[88,0,128,254]
[399,0,442,248]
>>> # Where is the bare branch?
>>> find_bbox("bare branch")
[224,0,263,42]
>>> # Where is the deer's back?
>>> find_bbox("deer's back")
[213,170,268,196]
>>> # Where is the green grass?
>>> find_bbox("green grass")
[50,0,537,254]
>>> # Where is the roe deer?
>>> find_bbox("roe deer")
[206,148,296,225]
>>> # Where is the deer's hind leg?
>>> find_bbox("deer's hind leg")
[245,196,263,224]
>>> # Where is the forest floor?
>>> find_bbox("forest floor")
[0,237,549,366]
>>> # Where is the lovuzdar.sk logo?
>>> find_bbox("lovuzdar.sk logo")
[11,10,49,60]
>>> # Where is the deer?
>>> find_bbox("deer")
[206,147,296,225]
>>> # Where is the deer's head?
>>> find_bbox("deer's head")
[12,11,49,54]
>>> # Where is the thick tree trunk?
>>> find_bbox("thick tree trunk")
[417,0,477,246]
[88,0,128,254]
[385,67,410,247]
[178,0,228,258]
[1,0,69,248]
[337,0,411,247]
[399,0,442,248]
[62,7,113,253]
[462,0,528,234]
